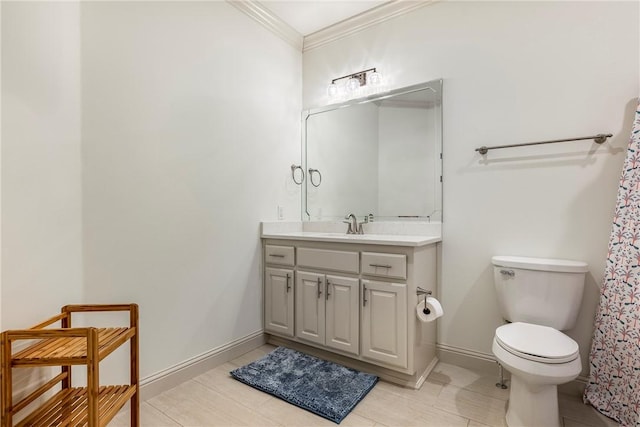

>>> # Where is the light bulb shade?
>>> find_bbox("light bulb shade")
[327,83,338,97]
[368,71,382,85]
[346,77,360,92]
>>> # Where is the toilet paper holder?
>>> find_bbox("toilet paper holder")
[416,287,432,314]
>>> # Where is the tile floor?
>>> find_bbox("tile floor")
[112,344,621,427]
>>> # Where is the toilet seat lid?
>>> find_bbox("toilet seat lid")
[495,322,579,364]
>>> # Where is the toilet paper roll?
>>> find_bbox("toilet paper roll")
[416,296,444,323]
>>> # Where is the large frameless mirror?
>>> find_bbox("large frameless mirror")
[303,79,443,222]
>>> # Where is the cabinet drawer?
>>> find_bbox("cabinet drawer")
[265,245,295,266]
[297,248,359,274]
[361,252,407,279]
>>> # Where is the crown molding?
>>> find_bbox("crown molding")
[228,0,303,51]
[303,0,437,52]
[229,0,435,53]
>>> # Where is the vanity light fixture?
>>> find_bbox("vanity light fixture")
[327,68,382,99]
[346,76,361,92]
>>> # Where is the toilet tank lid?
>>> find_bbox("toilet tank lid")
[492,256,588,273]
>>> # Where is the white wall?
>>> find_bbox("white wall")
[2,0,301,385]
[304,1,639,376]
[80,2,302,378]
[1,2,83,329]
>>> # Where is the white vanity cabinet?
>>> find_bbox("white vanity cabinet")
[262,236,439,389]
[265,267,294,336]
[264,245,295,337]
[296,271,359,354]
[295,271,325,344]
[362,279,408,368]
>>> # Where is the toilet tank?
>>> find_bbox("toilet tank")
[492,256,588,330]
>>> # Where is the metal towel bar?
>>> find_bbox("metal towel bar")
[475,133,612,155]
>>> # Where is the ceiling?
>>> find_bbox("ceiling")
[259,1,389,35]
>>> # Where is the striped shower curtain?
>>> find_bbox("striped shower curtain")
[584,100,640,427]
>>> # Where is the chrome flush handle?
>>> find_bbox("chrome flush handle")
[500,269,515,277]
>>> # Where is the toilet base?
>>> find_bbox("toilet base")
[505,375,561,427]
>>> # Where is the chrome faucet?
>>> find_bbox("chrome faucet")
[343,214,358,234]
[343,213,364,235]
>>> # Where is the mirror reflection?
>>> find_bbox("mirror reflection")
[303,80,443,222]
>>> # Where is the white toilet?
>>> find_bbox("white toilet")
[491,255,588,427]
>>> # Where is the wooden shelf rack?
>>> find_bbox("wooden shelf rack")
[1,304,139,426]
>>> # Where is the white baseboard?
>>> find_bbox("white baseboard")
[437,343,498,374]
[414,356,439,390]
[139,331,265,400]
[436,343,587,397]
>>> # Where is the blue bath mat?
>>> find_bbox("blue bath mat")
[230,347,378,424]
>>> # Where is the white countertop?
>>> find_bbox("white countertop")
[261,221,442,247]
[261,231,441,247]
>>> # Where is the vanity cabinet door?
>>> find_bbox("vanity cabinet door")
[295,271,325,345]
[325,275,359,355]
[265,267,294,337]
[361,279,408,368]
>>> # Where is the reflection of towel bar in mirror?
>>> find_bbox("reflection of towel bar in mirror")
[308,168,322,187]
[475,133,612,155]
[291,164,305,185]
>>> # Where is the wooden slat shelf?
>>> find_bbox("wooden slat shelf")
[16,385,136,427]
[1,304,139,426]
[12,327,136,366]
